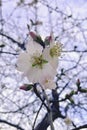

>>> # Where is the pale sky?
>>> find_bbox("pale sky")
[0,0,87,130]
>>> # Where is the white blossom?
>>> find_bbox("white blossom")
[17,38,57,89]
[43,36,62,69]
[64,117,72,125]
[17,33,62,89]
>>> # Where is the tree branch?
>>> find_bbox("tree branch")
[0,119,24,130]
[0,31,26,50]
[71,124,87,130]
[34,89,65,130]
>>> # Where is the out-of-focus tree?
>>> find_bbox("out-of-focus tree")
[0,0,87,130]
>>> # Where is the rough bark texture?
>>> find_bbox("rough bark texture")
[34,111,64,130]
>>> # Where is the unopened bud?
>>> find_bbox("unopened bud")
[76,79,80,87]
[44,36,52,46]
[20,84,33,91]
[29,31,37,40]
[45,36,52,42]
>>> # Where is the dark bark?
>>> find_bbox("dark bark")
[34,110,64,130]
[71,124,87,130]
[34,89,65,130]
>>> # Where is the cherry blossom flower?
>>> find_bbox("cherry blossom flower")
[64,117,72,129]
[43,35,62,69]
[17,33,62,89]
[64,117,72,125]
[40,74,56,89]
[17,38,56,89]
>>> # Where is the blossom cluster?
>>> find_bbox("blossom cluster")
[17,32,62,89]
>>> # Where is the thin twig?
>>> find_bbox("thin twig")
[32,103,43,130]
[0,31,26,50]
[0,119,24,130]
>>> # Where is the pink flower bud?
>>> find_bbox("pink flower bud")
[45,36,52,42]
[76,79,80,87]
[29,31,37,39]
[20,84,33,91]
[20,85,28,91]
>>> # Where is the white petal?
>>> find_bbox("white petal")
[43,47,58,69]
[17,52,31,72]
[26,40,43,54]
[25,67,43,83]
[40,74,56,89]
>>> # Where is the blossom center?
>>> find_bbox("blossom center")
[49,44,62,58]
[45,79,49,83]
[32,54,48,69]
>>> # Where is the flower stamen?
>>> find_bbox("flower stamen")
[32,54,48,69]
[50,43,62,58]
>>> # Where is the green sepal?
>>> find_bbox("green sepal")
[26,84,33,91]
[69,98,74,104]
